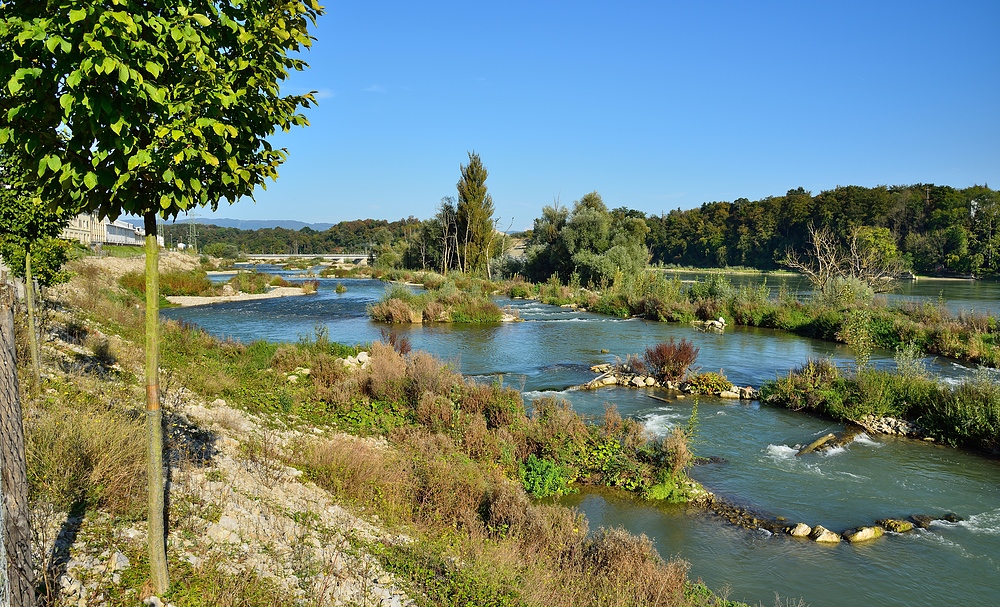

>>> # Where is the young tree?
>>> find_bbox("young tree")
[0,0,323,593]
[0,154,74,390]
[456,152,495,275]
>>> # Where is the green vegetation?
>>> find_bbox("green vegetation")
[368,281,509,324]
[35,257,735,606]
[119,269,291,298]
[523,192,650,286]
[155,183,999,280]
[760,350,1000,452]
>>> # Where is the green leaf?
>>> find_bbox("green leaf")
[69,8,86,23]
[160,195,171,209]
[46,37,60,53]
[118,64,129,83]
[110,117,124,135]
[162,169,174,182]
[66,71,82,88]
[83,172,98,189]
[59,93,74,112]
[192,14,211,27]
[200,150,219,166]
[190,178,201,192]
[145,61,162,78]
[47,156,62,172]
[0,129,9,144]
[8,78,22,95]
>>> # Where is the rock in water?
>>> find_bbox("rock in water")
[910,514,935,529]
[876,519,914,533]
[788,523,812,537]
[843,526,884,543]
[810,525,841,543]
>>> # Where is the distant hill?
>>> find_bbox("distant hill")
[121,215,334,231]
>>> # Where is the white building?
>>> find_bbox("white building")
[61,213,161,247]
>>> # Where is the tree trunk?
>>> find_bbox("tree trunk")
[1,282,35,607]
[23,252,39,392]
[144,214,169,593]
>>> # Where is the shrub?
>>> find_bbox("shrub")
[519,454,577,498]
[686,371,733,395]
[451,297,503,323]
[643,338,699,383]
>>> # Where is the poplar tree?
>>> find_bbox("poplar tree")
[456,152,495,275]
[0,0,323,594]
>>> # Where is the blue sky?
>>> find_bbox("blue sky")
[194,0,1000,230]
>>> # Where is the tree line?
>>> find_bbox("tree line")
[179,182,999,280]
[645,184,999,276]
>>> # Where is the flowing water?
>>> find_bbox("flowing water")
[163,275,1000,606]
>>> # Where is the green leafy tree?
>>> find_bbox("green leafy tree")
[456,151,495,275]
[526,192,649,285]
[0,0,322,593]
[0,153,74,391]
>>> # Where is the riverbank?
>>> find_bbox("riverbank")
[19,255,748,607]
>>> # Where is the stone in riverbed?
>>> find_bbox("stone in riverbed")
[843,526,884,543]
[876,519,914,533]
[809,525,841,543]
[645,376,656,386]
[910,514,935,529]
[631,376,646,387]
[787,523,812,537]
[719,390,740,399]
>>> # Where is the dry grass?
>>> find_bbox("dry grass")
[25,378,147,517]
[369,298,418,323]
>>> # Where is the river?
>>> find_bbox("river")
[163,273,1000,606]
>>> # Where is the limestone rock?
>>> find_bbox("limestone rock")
[810,525,841,543]
[220,284,236,296]
[645,376,656,386]
[109,551,130,572]
[739,386,757,400]
[719,390,740,399]
[843,526,884,543]
[206,515,241,543]
[876,519,914,533]
[787,523,812,537]
[631,376,645,387]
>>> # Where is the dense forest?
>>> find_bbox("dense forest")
[167,183,999,278]
[646,184,998,276]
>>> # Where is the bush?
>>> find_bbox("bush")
[685,371,733,395]
[643,338,699,383]
[519,454,576,498]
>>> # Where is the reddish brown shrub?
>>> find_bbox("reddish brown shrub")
[643,338,699,383]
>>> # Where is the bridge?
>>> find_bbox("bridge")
[241,253,371,265]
